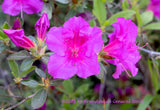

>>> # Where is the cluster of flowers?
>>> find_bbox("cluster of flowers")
[1,0,143,80]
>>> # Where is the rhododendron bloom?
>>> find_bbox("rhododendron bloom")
[103,17,141,79]
[147,0,160,19]
[2,0,43,16]
[35,13,49,41]
[3,29,35,49]
[46,16,103,79]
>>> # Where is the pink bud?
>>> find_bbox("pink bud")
[3,29,35,50]
[35,13,50,41]
[12,18,21,30]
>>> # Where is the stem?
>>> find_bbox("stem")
[5,93,36,110]
[139,48,160,56]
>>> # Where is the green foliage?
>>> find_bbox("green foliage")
[8,60,19,77]
[143,22,160,30]
[21,80,39,88]
[35,68,46,78]
[7,50,31,60]
[122,0,129,10]
[137,94,153,110]
[20,66,36,77]
[20,59,34,72]
[62,79,74,95]
[107,10,135,25]
[136,9,142,28]
[31,89,47,109]
[93,0,107,26]
[89,19,96,27]
[141,11,153,26]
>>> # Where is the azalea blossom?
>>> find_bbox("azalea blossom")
[102,17,141,79]
[35,13,49,41]
[46,16,103,79]
[147,0,160,19]
[2,0,43,16]
[3,29,35,50]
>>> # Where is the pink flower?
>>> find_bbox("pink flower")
[3,29,35,49]
[35,13,49,41]
[103,17,141,79]
[46,16,103,79]
[2,0,43,16]
[147,0,160,19]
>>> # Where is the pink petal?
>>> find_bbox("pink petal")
[46,27,66,56]
[22,0,43,14]
[77,54,100,78]
[2,0,21,16]
[47,54,78,79]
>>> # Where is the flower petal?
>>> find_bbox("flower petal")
[47,54,78,79]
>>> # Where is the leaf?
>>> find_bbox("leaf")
[20,66,36,77]
[55,0,69,4]
[0,30,8,39]
[40,3,52,19]
[31,89,47,109]
[120,103,135,110]
[65,10,76,21]
[0,43,6,53]
[93,0,106,26]
[122,0,129,10]
[7,50,31,60]
[35,68,46,78]
[137,94,153,110]
[141,11,153,26]
[21,80,39,88]
[20,59,34,72]
[143,22,160,30]
[2,22,10,29]
[139,0,149,8]
[62,79,74,95]
[108,10,135,25]
[89,19,96,27]
[136,9,142,28]
[8,60,19,77]
[75,84,89,95]
[50,79,64,86]
[41,56,49,64]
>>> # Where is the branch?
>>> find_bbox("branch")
[139,48,160,56]
[5,93,36,110]
[0,95,22,99]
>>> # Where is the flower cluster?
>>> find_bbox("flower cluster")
[102,17,141,79]
[3,13,49,51]
[46,17,103,79]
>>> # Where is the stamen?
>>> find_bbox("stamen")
[121,63,131,78]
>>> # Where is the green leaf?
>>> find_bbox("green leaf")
[20,66,36,77]
[8,60,19,77]
[55,0,69,4]
[136,9,142,28]
[75,84,89,96]
[139,0,149,8]
[7,50,31,60]
[20,59,34,72]
[41,56,49,64]
[31,89,47,109]
[141,11,153,26]
[21,80,39,88]
[0,43,6,53]
[62,79,74,95]
[137,94,153,110]
[101,0,106,3]
[35,68,46,78]
[2,22,10,29]
[40,3,52,19]
[0,30,8,39]
[93,0,106,26]
[65,10,76,21]
[89,19,96,27]
[120,103,135,110]
[50,79,64,86]
[108,10,135,25]
[122,0,129,10]
[143,22,160,30]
